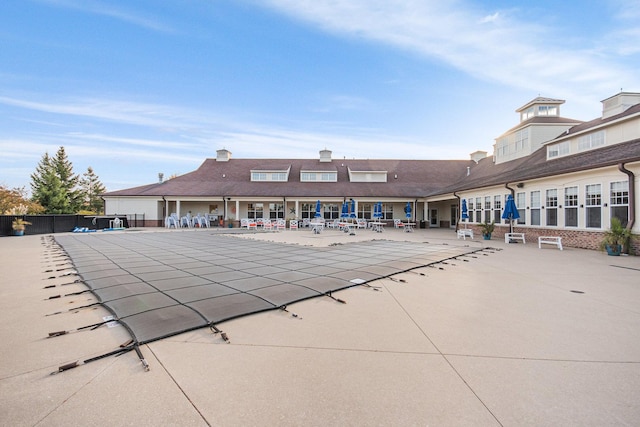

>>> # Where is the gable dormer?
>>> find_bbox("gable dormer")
[517,97,564,122]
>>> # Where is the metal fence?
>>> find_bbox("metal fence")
[0,214,144,236]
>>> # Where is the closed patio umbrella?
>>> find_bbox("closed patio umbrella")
[461,199,469,229]
[405,202,412,220]
[373,202,382,220]
[315,200,322,218]
[340,201,349,219]
[501,194,520,234]
[350,199,357,219]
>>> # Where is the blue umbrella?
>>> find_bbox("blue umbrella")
[373,202,382,219]
[350,199,357,218]
[315,200,322,218]
[340,201,349,219]
[460,199,469,229]
[461,199,469,220]
[502,194,520,233]
[404,202,412,220]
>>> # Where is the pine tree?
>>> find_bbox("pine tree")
[79,166,107,214]
[30,148,79,214]
[52,147,81,212]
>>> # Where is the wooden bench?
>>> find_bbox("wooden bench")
[538,236,563,250]
[457,229,474,240]
[505,232,525,244]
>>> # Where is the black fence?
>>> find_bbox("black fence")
[1,214,144,236]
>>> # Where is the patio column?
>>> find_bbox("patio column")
[176,200,181,218]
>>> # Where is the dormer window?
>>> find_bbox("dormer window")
[300,172,337,182]
[251,165,291,182]
[251,172,288,181]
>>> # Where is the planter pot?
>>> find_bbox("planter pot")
[605,244,621,256]
[483,233,491,240]
[12,229,25,236]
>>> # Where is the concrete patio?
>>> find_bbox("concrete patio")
[1,227,639,426]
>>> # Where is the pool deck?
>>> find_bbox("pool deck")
[1,227,640,426]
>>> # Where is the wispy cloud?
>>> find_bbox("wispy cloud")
[35,0,174,33]
[0,95,222,130]
[258,0,637,99]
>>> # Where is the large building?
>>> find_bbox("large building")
[103,92,640,252]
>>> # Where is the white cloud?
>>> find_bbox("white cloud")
[257,0,637,100]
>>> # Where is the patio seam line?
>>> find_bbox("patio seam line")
[146,345,212,427]
[382,279,504,427]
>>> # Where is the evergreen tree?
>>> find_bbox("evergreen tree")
[79,166,107,214]
[30,148,77,214]
[52,146,81,212]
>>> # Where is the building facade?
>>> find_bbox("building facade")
[103,92,640,253]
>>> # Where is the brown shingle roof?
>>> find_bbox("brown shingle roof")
[549,103,640,140]
[430,138,640,195]
[103,158,470,199]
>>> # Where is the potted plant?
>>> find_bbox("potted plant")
[479,220,495,240]
[11,218,32,236]
[601,217,632,256]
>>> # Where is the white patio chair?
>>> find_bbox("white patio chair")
[289,220,298,230]
[276,219,286,231]
[198,215,209,228]
[165,213,178,228]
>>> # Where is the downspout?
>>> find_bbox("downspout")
[504,183,516,197]
[161,196,166,226]
[453,192,461,232]
[223,196,227,225]
[414,199,418,224]
[618,163,636,230]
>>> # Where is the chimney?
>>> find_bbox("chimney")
[319,148,332,162]
[216,149,232,162]
[158,173,164,183]
[470,150,488,163]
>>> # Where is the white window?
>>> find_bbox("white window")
[516,192,526,224]
[251,172,288,182]
[538,105,558,116]
[547,141,570,159]
[493,195,502,223]
[564,186,578,227]
[301,172,337,182]
[585,184,602,228]
[578,131,605,151]
[610,181,629,225]
[530,191,541,226]
[521,107,534,121]
[514,129,528,152]
[546,189,558,226]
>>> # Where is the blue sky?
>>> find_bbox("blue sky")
[1,0,638,191]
